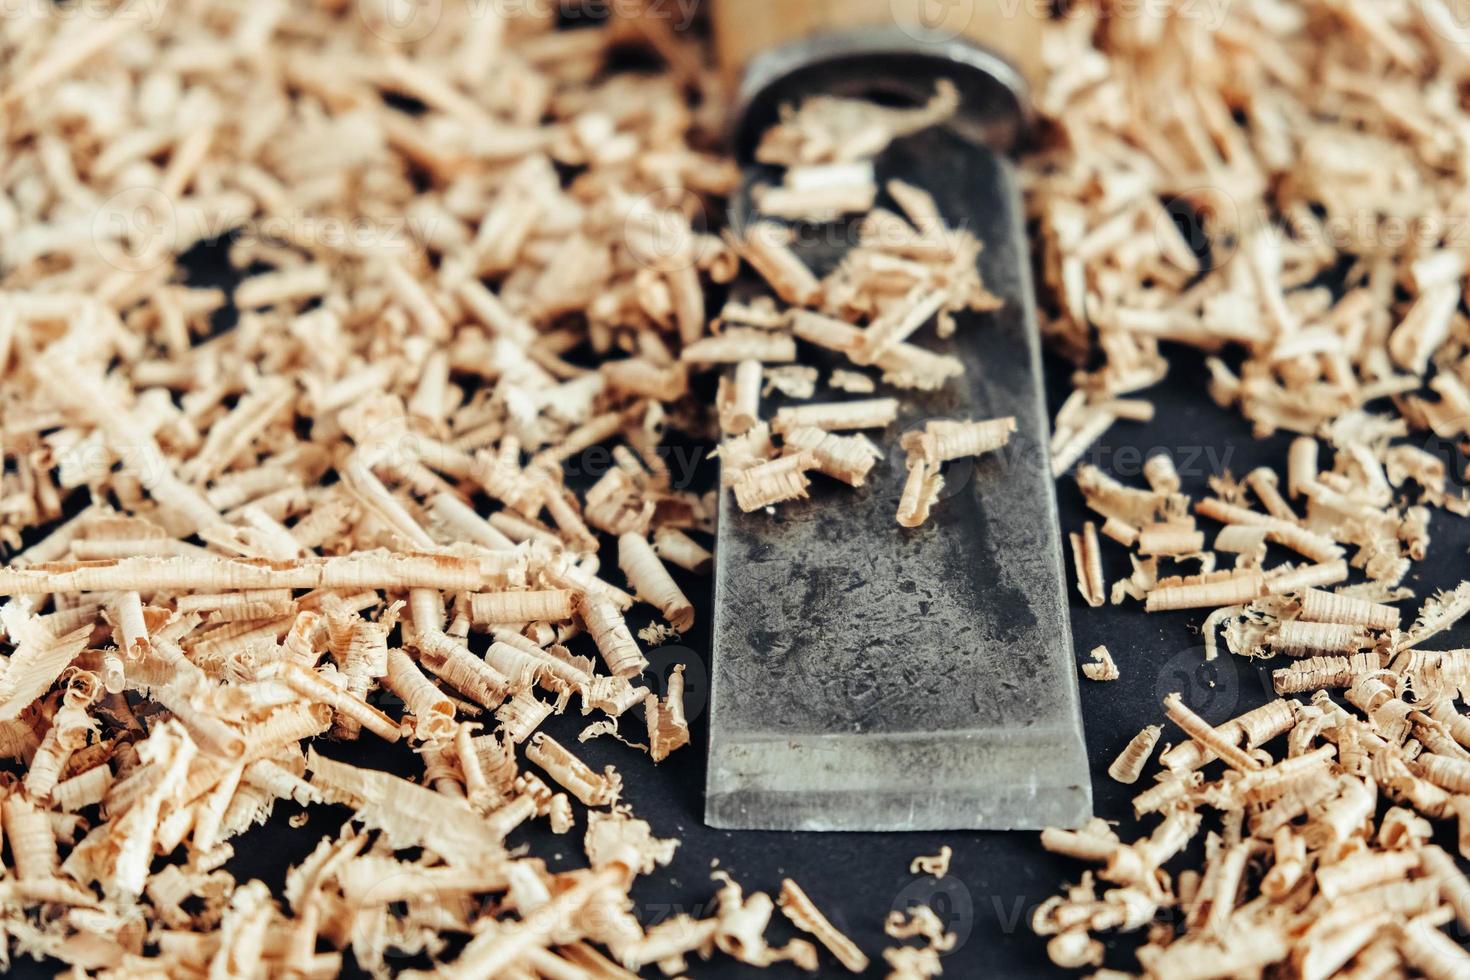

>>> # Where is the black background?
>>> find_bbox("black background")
[20,333,1469,977]
[10,158,1470,975]
[241,347,1470,977]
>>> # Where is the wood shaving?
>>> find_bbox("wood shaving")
[645,665,690,764]
[652,527,713,575]
[883,901,957,980]
[829,369,876,394]
[771,398,900,435]
[1070,521,1106,608]
[618,533,694,632]
[710,870,819,971]
[896,457,944,530]
[585,808,677,876]
[732,453,815,513]
[777,878,870,974]
[901,416,1015,467]
[782,426,883,488]
[1082,645,1119,682]
[908,846,953,879]
[756,80,960,167]
[1108,725,1162,785]
[754,163,878,223]
[760,364,819,400]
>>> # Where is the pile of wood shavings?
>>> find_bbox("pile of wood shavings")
[0,5,964,978]
[1031,0,1470,465]
[12,0,1470,976]
[1039,678,1470,976]
[713,126,1018,526]
[1029,0,1470,974]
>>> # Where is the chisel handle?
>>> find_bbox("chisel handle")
[712,0,1044,91]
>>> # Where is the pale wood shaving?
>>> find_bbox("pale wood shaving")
[829,369,876,394]
[908,846,953,879]
[896,457,944,530]
[778,877,870,974]
[883,901,956,980]
[1108,726,1162,785]
[1082,645,1119,682]
[645,664,690,764]
[1070,521,1106,608]
[756,80,960,167]
[710,870,819,971]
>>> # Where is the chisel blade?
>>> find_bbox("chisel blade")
[705,124,1092,832]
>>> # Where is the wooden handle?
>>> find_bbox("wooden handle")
[711,0,1044,90]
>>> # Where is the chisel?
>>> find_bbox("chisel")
[705,0,1093,831]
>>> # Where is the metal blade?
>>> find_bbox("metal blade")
[705,126,1092,832]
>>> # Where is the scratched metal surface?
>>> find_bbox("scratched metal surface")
[705,128,1092,831]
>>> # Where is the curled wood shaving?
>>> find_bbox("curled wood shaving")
[1070,522,1107,608]
[710,870,819,971]
[585,808,677,876]
[777,878,870,974]
[618,532,693,632]
[1081,646,1119,682]
[645,664,690,764]
[756,80,960,167]
[1108,726,1162,785]
[525,733,621,808]
[896,457,945,530]
[883,901,956,980]
[908,846,953,879]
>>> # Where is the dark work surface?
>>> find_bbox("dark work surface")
[589,348,1468,978]
[16,343,1470,979]
[11,195,1470,980]
[595,345,1470,979]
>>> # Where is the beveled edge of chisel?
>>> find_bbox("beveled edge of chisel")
[705,726,1093,832]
